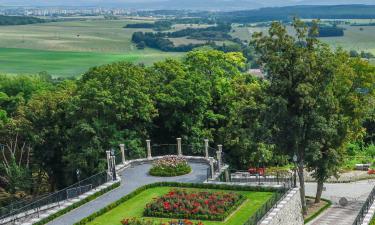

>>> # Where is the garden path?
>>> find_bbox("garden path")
[305,179,375,225]
[47,162,209,225]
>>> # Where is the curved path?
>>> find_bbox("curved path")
[47,162,209,225]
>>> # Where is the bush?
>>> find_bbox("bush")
[149,156,192,177]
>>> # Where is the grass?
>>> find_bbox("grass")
[232,23,375,55]
[0,48,182,78]
[304,197,332,224]
[0,19,184,77]
[85,186,273,225]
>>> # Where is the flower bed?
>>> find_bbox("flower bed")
[144,189,245,221]
[149,156,192,177]
[121,217,204,225]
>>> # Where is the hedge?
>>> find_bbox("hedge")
[34,181,120,225]
[149,163,192,177]
[304,196,332,224]
[74,182,284,225]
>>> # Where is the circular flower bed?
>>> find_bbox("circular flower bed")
[149,156,192,177]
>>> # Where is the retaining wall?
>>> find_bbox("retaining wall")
[260,187,304,225]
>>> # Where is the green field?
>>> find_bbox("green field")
[0,48,182,77]
[232,24,375,55]
[86,186,273,225]
[0,19,183,77]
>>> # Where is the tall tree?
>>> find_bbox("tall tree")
[252,20,339,214]
[148,59,212,147]
[68,62,156,173]
[25,81,76,190]
[306,54,375,203]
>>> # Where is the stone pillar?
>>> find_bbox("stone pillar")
[111,154,117,180]
[209,158,215,179]
[119,144,126,164]
[106,150,111,173]
[225,169,230,182]
[146,140,152,159]
[216,150,222,171]
[204,139,209,159]
[177,138,182,156]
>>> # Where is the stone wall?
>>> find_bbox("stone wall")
[260,187,304,225]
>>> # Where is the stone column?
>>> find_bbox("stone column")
[209,158,215,179]
[106,150,111,173]
[177,138,182,156]
[225,169,230,182]
[119,144,126,164]
[216,150,222,171]
[146,140,152,159]
[204,139,209,159]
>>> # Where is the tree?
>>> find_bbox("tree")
[306,54,374,203]
[67,62,156,174]
[148,59,211,147]
[184,50,246,144]
[136,41,146,50]
[25,81,76,190]
[252,19,340,214]
[219,74,272,169]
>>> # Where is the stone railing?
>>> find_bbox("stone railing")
[106,138,228,182]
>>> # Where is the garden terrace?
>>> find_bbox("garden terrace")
[75,182,284,225]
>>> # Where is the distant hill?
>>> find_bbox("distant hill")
[0,15,44,25]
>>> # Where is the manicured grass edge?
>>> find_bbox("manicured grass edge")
[74,182,282,225]
[34,181,121,225]
[304,196,332,224]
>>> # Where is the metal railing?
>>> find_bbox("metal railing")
[353,185,375,225]
[0,171,110,224]
[228,170,294,187]
[243,187,290,225]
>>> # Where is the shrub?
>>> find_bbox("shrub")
[149,156,192,177]
[144,189,245,221]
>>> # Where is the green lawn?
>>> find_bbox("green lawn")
[86,187,273,225]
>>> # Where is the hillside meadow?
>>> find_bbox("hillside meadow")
[0,19,183,77]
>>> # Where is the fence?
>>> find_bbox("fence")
[243,188,290,225]
[353,185,375,225]
[228,170,294,187]
[0,171,110,224]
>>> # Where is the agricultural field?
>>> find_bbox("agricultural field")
[0,19,183,77]
[232,23,375,56]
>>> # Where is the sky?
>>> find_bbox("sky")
[0,0,375,9]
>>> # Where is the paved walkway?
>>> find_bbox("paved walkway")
[47,162,209,225]
[305,180,375,225]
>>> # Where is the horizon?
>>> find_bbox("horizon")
[1,0,375,10]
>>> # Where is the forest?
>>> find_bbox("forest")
[0,15,45,25]
[0,21,374,215]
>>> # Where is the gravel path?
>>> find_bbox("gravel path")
[47,162,209,225]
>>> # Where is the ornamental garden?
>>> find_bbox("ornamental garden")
[78,183,275,225]
[149,156,192,177]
